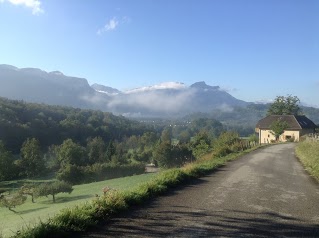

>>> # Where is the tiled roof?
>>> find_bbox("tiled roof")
[256,115,316,130]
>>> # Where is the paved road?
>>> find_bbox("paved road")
[82,144,319,237]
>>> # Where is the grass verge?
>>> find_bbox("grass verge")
[295,140,319,181]
[13,146,260,238]
[0,173,156,238]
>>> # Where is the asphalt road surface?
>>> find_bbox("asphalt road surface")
[82,143,319,237]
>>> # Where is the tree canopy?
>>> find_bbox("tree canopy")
[18,138,45,178]
[35,181,73,203]
[267,95,301,116]
[270,119,289,141]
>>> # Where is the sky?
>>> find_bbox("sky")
[0,0,318,106]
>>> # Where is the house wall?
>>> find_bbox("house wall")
[259,129,276,144]
[300,128,315,137]
[258,129,301,143]
[282,130,300,142]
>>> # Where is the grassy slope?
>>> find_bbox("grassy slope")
[0,173,156,238]
[10,145,262,238]
[295,140,319,181]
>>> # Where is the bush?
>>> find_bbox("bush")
[57,163,145,185]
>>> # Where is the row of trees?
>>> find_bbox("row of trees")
[0,111,229,182]
[0,97,152,153]
[0,181,73,212]
[1,130,255,213]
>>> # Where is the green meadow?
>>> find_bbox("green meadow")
[0,173,156,237]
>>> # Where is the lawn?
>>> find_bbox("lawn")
[0,173,156,238]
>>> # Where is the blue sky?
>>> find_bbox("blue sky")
[0,0,318,106]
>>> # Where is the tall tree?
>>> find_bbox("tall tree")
[161,127,172,143]
[18,138,45,178]
[0,141,17,181]
[57,139,87,167]
[267,95,301,115]
[87,137,106,164]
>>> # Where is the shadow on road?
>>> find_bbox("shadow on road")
[95,207,319,237]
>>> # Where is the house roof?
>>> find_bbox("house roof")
[256,115,316,130]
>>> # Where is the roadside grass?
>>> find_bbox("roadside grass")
[0,173,156,238]
[12,145,260,238]
[295,140,319,181]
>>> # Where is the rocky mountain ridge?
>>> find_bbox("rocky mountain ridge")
[0,64,249,117]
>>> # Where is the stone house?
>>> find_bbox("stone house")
[255,115,316,143]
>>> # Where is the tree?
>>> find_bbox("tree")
[87,137,106,164]
[57,139,87,167]
[35,181,73,203]
[161,127,172,143]
[0,141,17,181]
[20,184,36,203]
[153,141,173,168]
[190,132,212,159]
[267,95,301,116]
[270,119,288,141]
[0,192,27,213]
[105,140,116,162]
[18,138,45,178]
[56,164,84,184]
[178,130,191,144]
[154,141,191,168]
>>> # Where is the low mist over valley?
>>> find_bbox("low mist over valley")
[0,64,248,117]
[1,64,319,135]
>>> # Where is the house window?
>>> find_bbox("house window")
[285,135,292,140]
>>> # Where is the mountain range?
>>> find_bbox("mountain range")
[0,64,250,117]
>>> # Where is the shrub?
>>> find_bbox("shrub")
[57,163,145,185]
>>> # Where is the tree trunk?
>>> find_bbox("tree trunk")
[8,207,17,213]
[52,194,55,203]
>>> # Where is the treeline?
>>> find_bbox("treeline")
[0,121,227,184]
[180,103,319,136]
[0,97,235,184]
[0,97,260,185]
[0,97,150,153]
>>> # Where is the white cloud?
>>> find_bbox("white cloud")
[1,0,44,15]
[97,17,119,35]
[125,82,186,94]
[220,86,237,93]
[107,88,196,113]
[97,16,131,35]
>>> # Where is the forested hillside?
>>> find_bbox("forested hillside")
[0,97,232,184]
[0,97,150,153]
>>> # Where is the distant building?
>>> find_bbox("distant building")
[255,115,316,144]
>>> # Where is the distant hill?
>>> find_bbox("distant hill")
[0,64,251,117]
[0,64,318,125]
[0,64,106,109]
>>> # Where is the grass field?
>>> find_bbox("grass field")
[0,173,156,238]
[295,140,319,181]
